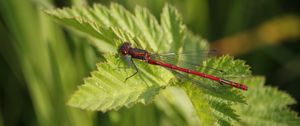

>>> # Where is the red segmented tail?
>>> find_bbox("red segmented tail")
[219,79,247,90]
[148,59,248,90]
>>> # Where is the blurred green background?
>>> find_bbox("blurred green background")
[0,0,299,126]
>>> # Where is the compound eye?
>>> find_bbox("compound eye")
[119,42,131,55]
[121,50,128,55]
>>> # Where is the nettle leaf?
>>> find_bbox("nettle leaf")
[235,76,300,126]
[161,4,186,52]
[45,3,183,52]
[45,3,187,111]
[68,54,172,111]
[45,3,300,126]
[180,56,251,126]
[45,2,246,124]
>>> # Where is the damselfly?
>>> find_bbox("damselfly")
[119,42,248,91]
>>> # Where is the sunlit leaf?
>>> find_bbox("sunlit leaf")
[180,55,251,126]
[45,3,300,126]
[235,76,300,126]
[68,55,173,111]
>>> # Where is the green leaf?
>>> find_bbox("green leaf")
[134,6,163,52]
[180,55,251,126]
[161,4,186,52]
[45,3,300,126]
[45,2,244,124]
[45,3,190,112]
[235,76,300,126]
[68,54,173,111]
[45,4,164,52]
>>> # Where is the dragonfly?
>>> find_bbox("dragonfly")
[118,42,248,91]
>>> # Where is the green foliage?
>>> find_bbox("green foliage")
[235,76,300,126]
[181,56,251,126]
[46,3,186,111]
[68,54,173,111]
[45,3,300,126]
[0,0,96,126]
[46,2,207,111]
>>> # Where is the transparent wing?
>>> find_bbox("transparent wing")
[150,49,221,72]
[150,50,250,80]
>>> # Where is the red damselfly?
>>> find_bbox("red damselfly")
[119,42,248,91]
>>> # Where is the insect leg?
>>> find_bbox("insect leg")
[124,58,139,82]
